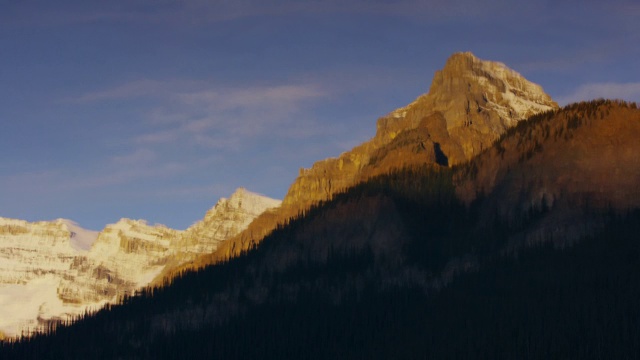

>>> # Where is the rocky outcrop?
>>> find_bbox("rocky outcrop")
[180,188,282,254]
[153,189,282,284]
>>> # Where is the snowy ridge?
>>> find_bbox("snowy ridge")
[0,217,81,284]
[387,52,557,128]
[178,188,281,254]
[56,219,99,252]
[470,55,556,125]
[0,188,281,337]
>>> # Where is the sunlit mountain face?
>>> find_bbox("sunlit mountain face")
[0,189,280,338]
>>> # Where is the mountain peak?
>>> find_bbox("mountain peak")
[280,52,557,210]
[441,51,480,69]
[427,51,558,127]
[215,188,281,214]
[377,52,559,163]
[176,188,281,254]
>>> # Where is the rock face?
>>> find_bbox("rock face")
[0,218,99,337]
[0,188,280,337]
[0,219,93,285]
[283,52,557,210]
[181,188,282,255]
[57,219,182,305]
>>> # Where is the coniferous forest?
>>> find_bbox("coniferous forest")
[2,101,640,359]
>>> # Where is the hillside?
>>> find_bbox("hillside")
[3,101,640,358]
[457,99,640,245]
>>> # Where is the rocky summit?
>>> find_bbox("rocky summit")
[283,52,557,210]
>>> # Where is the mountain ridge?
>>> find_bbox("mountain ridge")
[182,51,558,269]
[0,188,280,337]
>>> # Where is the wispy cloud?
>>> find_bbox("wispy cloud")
[558,82,640,105]
[123,82,329,150]
[109,148,156,166]
[65,79,203,104]
[177,85,324,110]
[67,79,165,103]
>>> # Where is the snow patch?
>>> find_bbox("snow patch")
[57,219,99,252]
[0,275,103,337]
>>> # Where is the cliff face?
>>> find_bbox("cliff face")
[0,218,99,337]
[0,219,86,285]
[283,52,557,210]
[57,219,181,305]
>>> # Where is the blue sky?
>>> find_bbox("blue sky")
[1,0,638,230]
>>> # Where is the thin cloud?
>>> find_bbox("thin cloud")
[109,148,156,166]
[177,84,324,110]
[132,82,328,149]
[134,130,180,145]
[66,79,201,104]
[558,82,640,105]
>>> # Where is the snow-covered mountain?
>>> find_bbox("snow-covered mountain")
[0,218,99,337]
[0,188,280,338]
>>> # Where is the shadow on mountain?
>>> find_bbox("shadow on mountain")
[433,142,448,166]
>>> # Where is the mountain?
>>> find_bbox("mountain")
[456,100,640,245]
[284,52,557,208]
[3,49,639,357]
[180,187,282,254]
[184,52,557,265]
[4,100,639,358]
[0,188,280,338]
[0,218,98,337]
